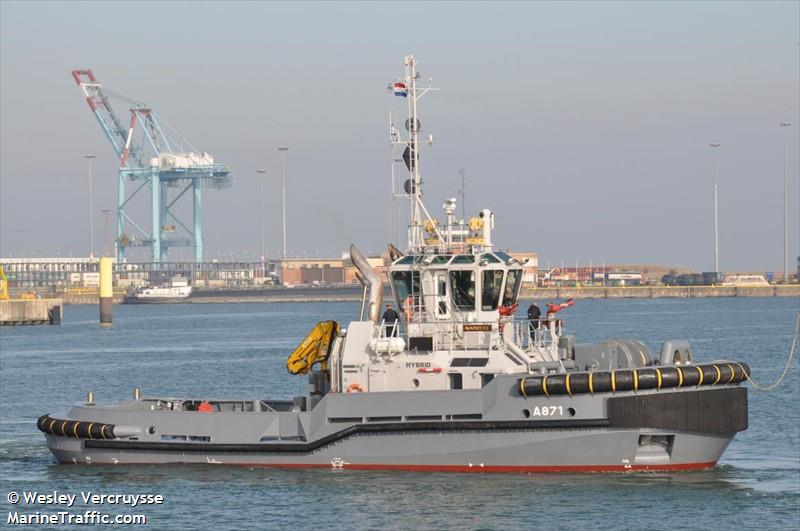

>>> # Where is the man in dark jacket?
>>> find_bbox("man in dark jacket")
[527,303,541,340]
[382,303,399,337]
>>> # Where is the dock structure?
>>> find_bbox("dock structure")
[0,299,62,326]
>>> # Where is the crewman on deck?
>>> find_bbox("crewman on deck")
[527,303,541,340]
[382,303,399,337]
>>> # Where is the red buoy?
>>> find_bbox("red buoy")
[198,401,214,413]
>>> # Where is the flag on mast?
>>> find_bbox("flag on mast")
[393,82,407,97]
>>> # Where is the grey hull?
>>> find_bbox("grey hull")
[42,376,746,472]
[47,429,733,472]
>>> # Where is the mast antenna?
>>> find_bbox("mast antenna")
[388,55,441,252]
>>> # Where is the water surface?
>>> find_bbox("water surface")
[1,298,798,529]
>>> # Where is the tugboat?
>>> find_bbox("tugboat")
[38,56,749,471]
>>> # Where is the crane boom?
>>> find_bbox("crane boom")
[72,69,232,263]
[71,70,140,164]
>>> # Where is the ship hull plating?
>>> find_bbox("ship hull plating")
[42,379,746,472]
[47,429,732,472]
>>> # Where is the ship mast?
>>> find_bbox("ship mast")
[390,55,441,253]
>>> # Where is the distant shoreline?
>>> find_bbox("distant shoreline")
[522,285,800,299]
[58,284,799,305]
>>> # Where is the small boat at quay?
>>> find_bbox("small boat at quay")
[123,277,192,304]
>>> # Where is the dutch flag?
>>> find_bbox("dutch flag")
[393,82,407,97]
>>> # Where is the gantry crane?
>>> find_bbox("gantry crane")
[72,70,232,263]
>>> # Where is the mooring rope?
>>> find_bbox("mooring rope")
[717,312,799,392]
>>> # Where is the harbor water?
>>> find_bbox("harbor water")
[1,298,798,529]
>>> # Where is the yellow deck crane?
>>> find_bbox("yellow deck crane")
[286,321,340,375]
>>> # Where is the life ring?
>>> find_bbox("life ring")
[403,296,414,321]
[347,383,365,393]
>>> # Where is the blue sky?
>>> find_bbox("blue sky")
[1,0,798,272]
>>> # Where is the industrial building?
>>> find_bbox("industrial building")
[1,249,539,293]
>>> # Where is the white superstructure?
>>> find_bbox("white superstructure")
[126,277,192,301]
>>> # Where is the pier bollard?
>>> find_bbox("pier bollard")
[99,257,113,327]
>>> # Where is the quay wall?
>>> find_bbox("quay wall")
[62,293,124,305]
[0,299,63,325]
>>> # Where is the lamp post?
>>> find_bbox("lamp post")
[256,169,266,262]
[780,123,791,281]
[278,146,289,260]
[85,154,96,258]
[102,209,110,256]
[458,168,466,222]
[709,143,720,273]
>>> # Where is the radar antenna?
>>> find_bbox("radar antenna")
[388,55,442,253]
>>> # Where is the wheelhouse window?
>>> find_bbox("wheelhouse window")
[450,270,476,311]
[391,271,420,306]
[395,256,418,265]
[437,273,448,316]
[481,270,504,310]
[502,269,523,307]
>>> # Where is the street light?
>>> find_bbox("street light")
[84,154,96,258]
[709,143,721,273]
[780,123,791,281]
[458,168,466,223]
[278,146,289,260]
[256,169,266,262]
[102,209,110,256]
[15,229,22,257]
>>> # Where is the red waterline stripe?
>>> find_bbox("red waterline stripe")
[235,461,718,473]
[58,459,717,473]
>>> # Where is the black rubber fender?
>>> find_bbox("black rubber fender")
[518,362,750,397]
[591,371,612,394]
[636,368,659,390]
[36,415,115,440]
[614,370,634,392]
[659,366,680,388]
[682,365,702,387]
